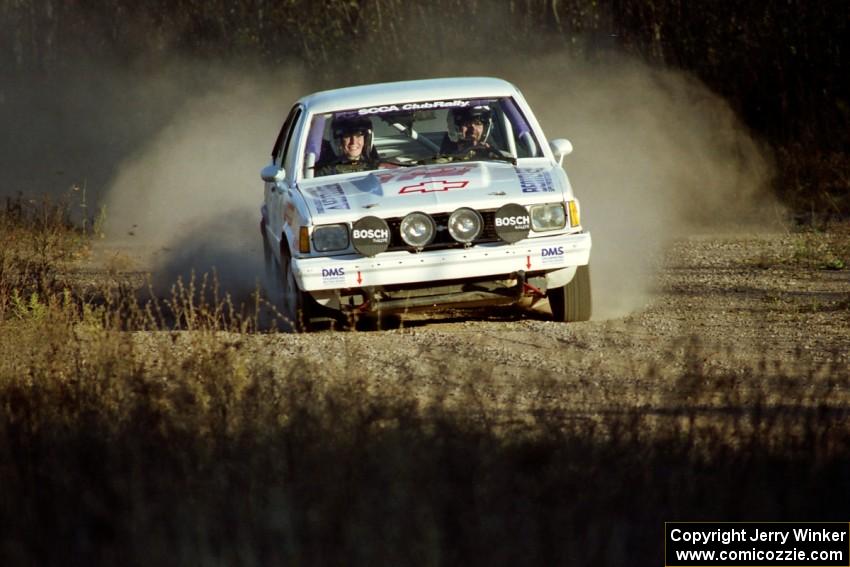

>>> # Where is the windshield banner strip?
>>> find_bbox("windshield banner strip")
[356,100,471,115]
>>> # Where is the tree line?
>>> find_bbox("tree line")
[1,0,846,214]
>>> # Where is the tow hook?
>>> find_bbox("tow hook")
[514,271,527,300]
[523,281,546,298]
[514,270,546,299]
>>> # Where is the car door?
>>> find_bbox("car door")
[266,105,303,256]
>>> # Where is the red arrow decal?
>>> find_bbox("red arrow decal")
[526,256,532,269]
[399,179,469,194]
[356,271,362,284]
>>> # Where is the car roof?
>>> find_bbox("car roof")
[298,77,521,114]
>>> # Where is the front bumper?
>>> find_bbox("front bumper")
[292,231,591,291]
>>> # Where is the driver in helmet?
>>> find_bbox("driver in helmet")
[315,116,377,176]
[440,105,499,157]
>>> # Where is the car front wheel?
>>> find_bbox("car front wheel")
[548,264,592,322]
[279,246,311,332]
[262,224,274,281]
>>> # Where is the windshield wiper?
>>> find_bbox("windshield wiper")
[377,159,419,168]
[481,153,517,165]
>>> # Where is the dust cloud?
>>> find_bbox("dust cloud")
[73,50,774,319]
[102,64,308,300]
[508,55,777,318]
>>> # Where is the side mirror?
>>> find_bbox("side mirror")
[549,138,573,166]
[261,164,286,183]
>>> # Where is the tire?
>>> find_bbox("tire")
[549,264,592,322]
[279,246,311,332]
[261,223,274,282]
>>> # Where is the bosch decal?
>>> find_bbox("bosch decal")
[541,246,566,265]
[352,228,390,240]
[516,168,555,193]
[493,203,531,243]
[357,100,469,115]
[495,215,530,228]
[351,216,391,256]
[309,184,350,213]
[399,179,469,194]
[321,267,346,285]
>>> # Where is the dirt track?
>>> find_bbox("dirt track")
[233,228,850,405]
[96,227,850,409]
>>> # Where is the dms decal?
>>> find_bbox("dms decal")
[399,179,469,194]
[309,184,350,214]
[357,100,470,115]
[541,245,565,264]
[321,267,346,284]
[375,164,474,184]
[516,168,555,193]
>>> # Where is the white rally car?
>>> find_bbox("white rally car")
[260,77,591,329]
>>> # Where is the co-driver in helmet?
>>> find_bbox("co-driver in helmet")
[440,105,500,159]
[315,115,377,176]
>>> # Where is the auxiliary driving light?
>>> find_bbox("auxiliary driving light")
[351,216,391,257]
[447,208,483,243]
[399,212,436,249]
[493,203,530,244]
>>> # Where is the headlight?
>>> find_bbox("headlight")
[399,212,436,248]
[530,203,566,232]
[312,224,349,252]
[448,208,483,243]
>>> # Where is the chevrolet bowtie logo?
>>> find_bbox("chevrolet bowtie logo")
[398,179,470,194]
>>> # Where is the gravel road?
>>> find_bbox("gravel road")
[99,227,850,412]
[231,229,850,408]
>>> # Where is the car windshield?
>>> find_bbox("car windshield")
[303,97,543,179]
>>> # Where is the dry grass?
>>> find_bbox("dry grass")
[1,200,849,566]
[790,223,850,271]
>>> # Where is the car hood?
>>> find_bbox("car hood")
[298,162,565,223]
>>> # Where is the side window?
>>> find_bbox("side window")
[281,108,303,170]
[271,105,302,167]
